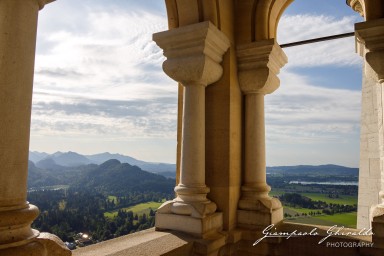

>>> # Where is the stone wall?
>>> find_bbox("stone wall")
[358,60,383,229]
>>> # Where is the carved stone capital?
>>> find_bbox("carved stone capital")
[37,0,55,10]
[153,21,230,87]
[347,0,365,17]
[356,19,384,83]
[237,39,287,95]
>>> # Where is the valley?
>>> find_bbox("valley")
[27,151,359,249]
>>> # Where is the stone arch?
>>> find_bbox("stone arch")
[234,0,293,44]
[231,0,384,45]
[165,0,219,28]
[159,0,384,236]
[271,0,364,228]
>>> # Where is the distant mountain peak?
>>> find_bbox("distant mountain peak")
[29,150,176,174]
[29,151,49,163]
[35,157,63,170]
[51,151,64,157]
[99,159,122,169]
[27,158,175,193]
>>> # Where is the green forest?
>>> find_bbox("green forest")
[27,160,359,249]
[28,188,173,243]
[27,159,175,247]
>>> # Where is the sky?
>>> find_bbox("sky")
[30,0,363,167]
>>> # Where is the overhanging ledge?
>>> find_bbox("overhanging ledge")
[72,228,193,256]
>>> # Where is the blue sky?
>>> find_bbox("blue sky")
[30,0,363,167]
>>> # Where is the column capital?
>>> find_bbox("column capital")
[153,21,230,87]
[37,0,55,10]
[347,0,365,17]
[356,19,384,82]
[237,39,287,95]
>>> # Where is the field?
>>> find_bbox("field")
[272,188,357,228]
[107,195,118,202]
[104,201,164,218]
[314,212,357,227]
[300,193,357,205]
[284,206,317,215]
[58,200,67,210]
[271,189,357,205]
[285,212,357,228]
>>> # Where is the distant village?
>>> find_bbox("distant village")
[65,232,93,250]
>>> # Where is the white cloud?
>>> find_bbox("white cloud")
[35,8,170,101]
[31,3,362,166]
[267,71,361,141]
[277,15,362,68]
[31,3,178,161]
[265,70,360,166]
[278,15,358,43]
[264,13,363,166]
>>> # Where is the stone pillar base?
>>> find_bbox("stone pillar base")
[237,198,283,229]
[155,212,223,238]
[0,241,45,256]
[371,205,384,249]
[0,232,72,256]
[157,198,217,218]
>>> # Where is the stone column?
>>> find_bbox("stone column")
[237,39,287,228]
[0,0,70,255]
[153,21,230,238]
[355,19,384,247]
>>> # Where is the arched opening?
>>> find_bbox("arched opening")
[267,0,363,228]
[31,0,176,162]
[27,0,178,246]
[4,0,384,254]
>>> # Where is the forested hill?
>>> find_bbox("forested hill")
[72,159,174,195]
[28,159,175,195]
[28,161,359,191]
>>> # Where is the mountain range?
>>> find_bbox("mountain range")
[28,151,359,191]
[28,159,175,196]
[29,151,176,174]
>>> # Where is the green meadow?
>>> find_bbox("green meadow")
[104,200,164,218]
[272,187,357,228]
[271,190,357,206]
[284,212,357,228]
[300,193,357,205]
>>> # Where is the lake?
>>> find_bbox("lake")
[289,181,358,186]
